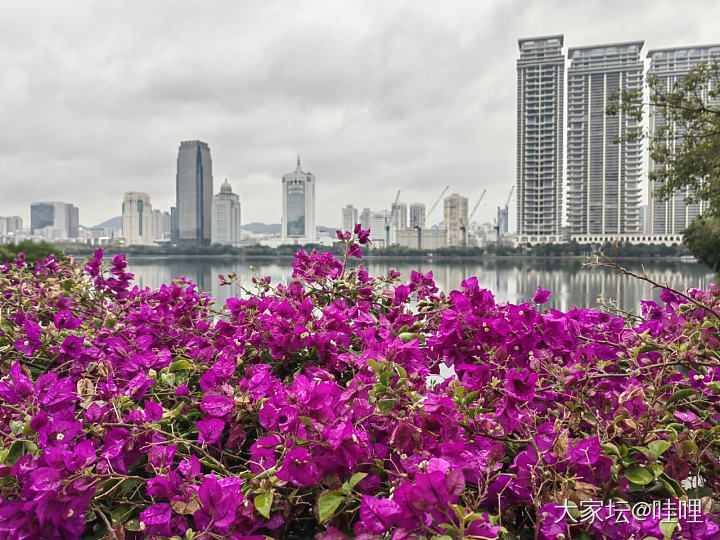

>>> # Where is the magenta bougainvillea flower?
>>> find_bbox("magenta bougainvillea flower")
[0,227,719,539]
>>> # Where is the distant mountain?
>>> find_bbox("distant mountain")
[242,222,281,234]
[241,223,339,235]
[94,216,123,229]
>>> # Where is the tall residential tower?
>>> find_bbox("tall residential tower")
[566,42,644,237]
[342,205,358,233]
[176,140,213,246]
[409,203,426,229]
[647,44,720,235]
[516,35,565,241]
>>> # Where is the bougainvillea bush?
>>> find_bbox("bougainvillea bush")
[1,227,719,540]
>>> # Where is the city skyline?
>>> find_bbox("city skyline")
[2,1,719,230]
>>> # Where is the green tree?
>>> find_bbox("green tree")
[683,215,720,272]
[0,240,60,263]
[609,60,720,213]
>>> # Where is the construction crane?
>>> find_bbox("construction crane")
[459,189,487,249]
[495,185,515,240]
[414,185,450,249]
[427,185,449,222]
[468,188,487,225]
[504,185,515,209]
[385,190,402,246]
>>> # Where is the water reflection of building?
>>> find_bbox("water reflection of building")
[126,258,716,314]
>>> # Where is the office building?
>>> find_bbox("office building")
[566,42,644,238]
[281,155,316,244]
[122,192,153,246]
[391,202,408,231]
[647,44,720,234]
[342,205,358,233]
[368,210,392,247]
[0,216,23,235]
[516,35,565,240]
[360,208,371,230]
[0,216,23,242]
[212,179,242,246]
[176,140,213,246]
[409,203,426,229]
[151,209,172,242]
[30,202,79,239]
[443,193,469,247]
[497,207,509,236]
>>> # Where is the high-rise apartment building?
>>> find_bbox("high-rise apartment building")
[281,155,316,244]
[391,202,408,232]
[122,192,153,246]
[360,208,371,230]
[151,209,172,241]
[368,210,392,247]
[517,35,565,240]
[176,140,213,246]
[30,202,79,238]
[443,193,469,247]
[0,216,23,241]
[566,42,644,237]
[409,203,426,229]
[342,204,358,233]
[212,179,242,246]
[647,44,720,235]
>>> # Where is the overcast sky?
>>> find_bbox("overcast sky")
[1,0,719,229]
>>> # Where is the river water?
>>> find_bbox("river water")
[123,256,716,314]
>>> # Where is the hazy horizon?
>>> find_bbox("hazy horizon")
[2,0,719,230]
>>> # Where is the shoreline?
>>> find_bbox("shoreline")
[70,252,701,264]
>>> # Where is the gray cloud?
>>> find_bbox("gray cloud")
[1,0,719,229]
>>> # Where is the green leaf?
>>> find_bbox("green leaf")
[169,359,194,372]
[342,472,367,491]
[398,332,420,343]
[666,388,697,406]
[458,390,477,406]
[124,519,141,532]
[624,465,655,486]
[110,504,135,524]
[3,440,25,466]
[660,521,678,540]
[254,490,273,519]
[647,440,672,458]
[601,442,620,456]
[318,490,345,522]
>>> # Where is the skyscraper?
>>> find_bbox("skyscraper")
[368,210,391,247]
[30,202,79,238]
[342,204,358,233]
[0,216,23,241]
[647,44,720,235]
[391,202,408,231]
[176,140,213,246]
[281,155,316,244]
[566,42,644,237]
[122,192,153,246]
[360,208,371,230]
[517,36,564,240]
[151,209,172,241]
[212,179,242,246]
[409,203,426,229]
[443,193,469,247]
